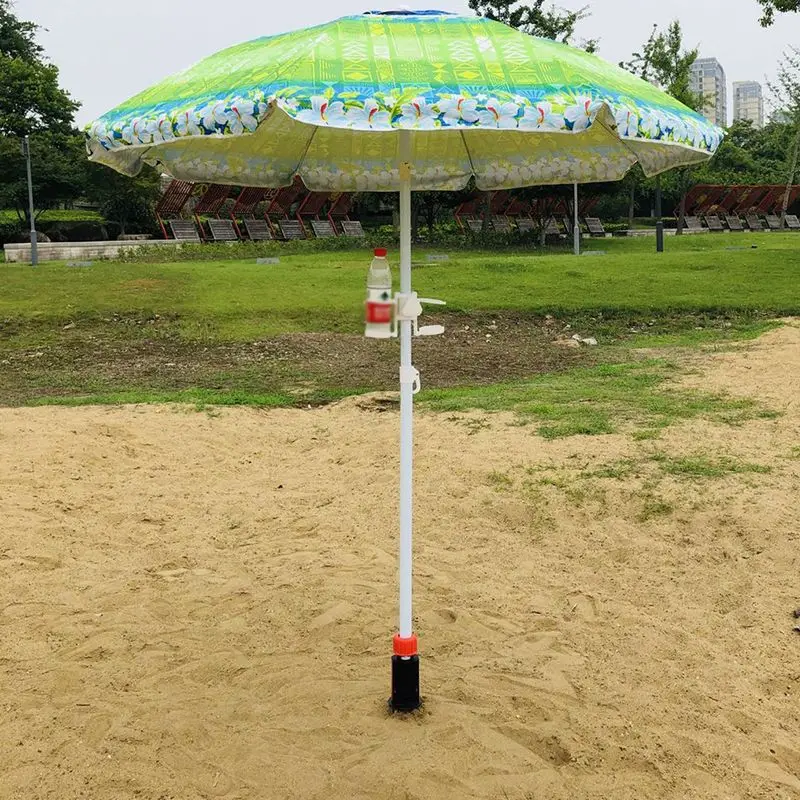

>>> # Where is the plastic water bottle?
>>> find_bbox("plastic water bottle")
[365,248,394,339]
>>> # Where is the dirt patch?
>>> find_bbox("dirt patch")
[0,312,586,404]
[1,326,799,799]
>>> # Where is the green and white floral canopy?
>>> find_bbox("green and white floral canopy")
[86,10,723,191]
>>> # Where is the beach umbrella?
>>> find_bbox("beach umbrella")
[86,8,723,713]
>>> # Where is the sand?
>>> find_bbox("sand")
[2,325,799,800]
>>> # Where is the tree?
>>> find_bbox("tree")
[0,131,87,228]
[0,1,77,138]
[622,21,701,234]
[757,0,800,26]
[468,0,591,43]
[0,0,83,231]
[84,163,162,236]
[769,48,800,225]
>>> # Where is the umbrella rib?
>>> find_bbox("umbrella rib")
[295,124,319,180]
[460,131,477,178]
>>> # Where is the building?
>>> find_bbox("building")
[690,57,727,127]
[733,81,764,128]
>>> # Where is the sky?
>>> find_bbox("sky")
[15,0,800,126]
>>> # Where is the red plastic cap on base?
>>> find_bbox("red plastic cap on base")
[374,248,388,257]
[393,633,419,657]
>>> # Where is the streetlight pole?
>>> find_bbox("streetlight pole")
[22,135,38,266]
[655,175,664,254]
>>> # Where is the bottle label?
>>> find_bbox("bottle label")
[366,300,393,324]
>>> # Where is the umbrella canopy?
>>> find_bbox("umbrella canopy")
[86,10,723,192]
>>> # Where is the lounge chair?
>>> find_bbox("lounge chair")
[683,216,705,232]
[745,214,764,232]
[341,220,365,237]
[168,220,202,242]
[493,215,512,233]
[584,217,607,236]
[543,217,562,236]
[466,219,485,233]
[207,219,239,241]
[516,218,535,233]
[785,214,800,230]
[704,215,725,232]
[243,219,274,241]
[764,214,784,231]
[725,215,744,231]
[278,219,307,240]
[310,220,337,238]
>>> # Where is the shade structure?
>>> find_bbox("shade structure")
[86,11,722,191]
[86,9,723,713]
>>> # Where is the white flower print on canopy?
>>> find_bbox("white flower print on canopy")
[564,97,602,131]
[296,96,347,126]
[437,96,480,124]
[477,98,520,129]
[519,101,563,131]
[615,108,639,138]
[398,97,438,129]
[176,110,203,138]
[228,101,262,135]
[346,98,392,129]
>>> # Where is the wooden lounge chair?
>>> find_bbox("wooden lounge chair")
[745,214,764,231]
[278,219,307,240]
[704,215,725,232]
[341,220,366,237]
[207,219,239,241]
[168,220,202,242]
[310,220,337,238]
[683,216,705,232]
[243,219,274,241]
[764,214,784,231]
[584,217,607,236]
[516,218,535,233]
[493,215,512,233]
[785,214,800,230]
[543,217,562,235]
[725,215,744,231]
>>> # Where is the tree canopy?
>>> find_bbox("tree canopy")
[0,0,77,136]
[621,21,700,112]
[468,0,594,48]
[757,0,800,25]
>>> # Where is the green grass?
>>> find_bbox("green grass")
[421,360,771,439]
[651,453,773,478]
[2,233,800,341]
[0,209,104,223]
[0,234,794,426]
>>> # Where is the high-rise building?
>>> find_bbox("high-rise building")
[690,58,727,127]
[733,81,764,128]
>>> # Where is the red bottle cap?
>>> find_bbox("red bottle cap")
[374,248,387,257]
[393,633,419,657]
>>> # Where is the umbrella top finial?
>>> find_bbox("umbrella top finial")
[363,8,456,16]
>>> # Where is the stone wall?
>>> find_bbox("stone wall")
[3,239,186,264]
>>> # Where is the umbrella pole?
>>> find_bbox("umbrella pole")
[391,129,421,713]
[573,182,580,256]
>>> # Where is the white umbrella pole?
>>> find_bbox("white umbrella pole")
[573,182,580,256]
[391,128,421,712]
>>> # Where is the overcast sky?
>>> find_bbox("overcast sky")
[15,0,800,126]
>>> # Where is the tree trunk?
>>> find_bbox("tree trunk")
[481,192,492,233]
[628,184,635,230]
[411,195,421,243]
[780,123,800,227]
[676,192,687,236]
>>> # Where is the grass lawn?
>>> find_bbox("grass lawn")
[0,232,795,435]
